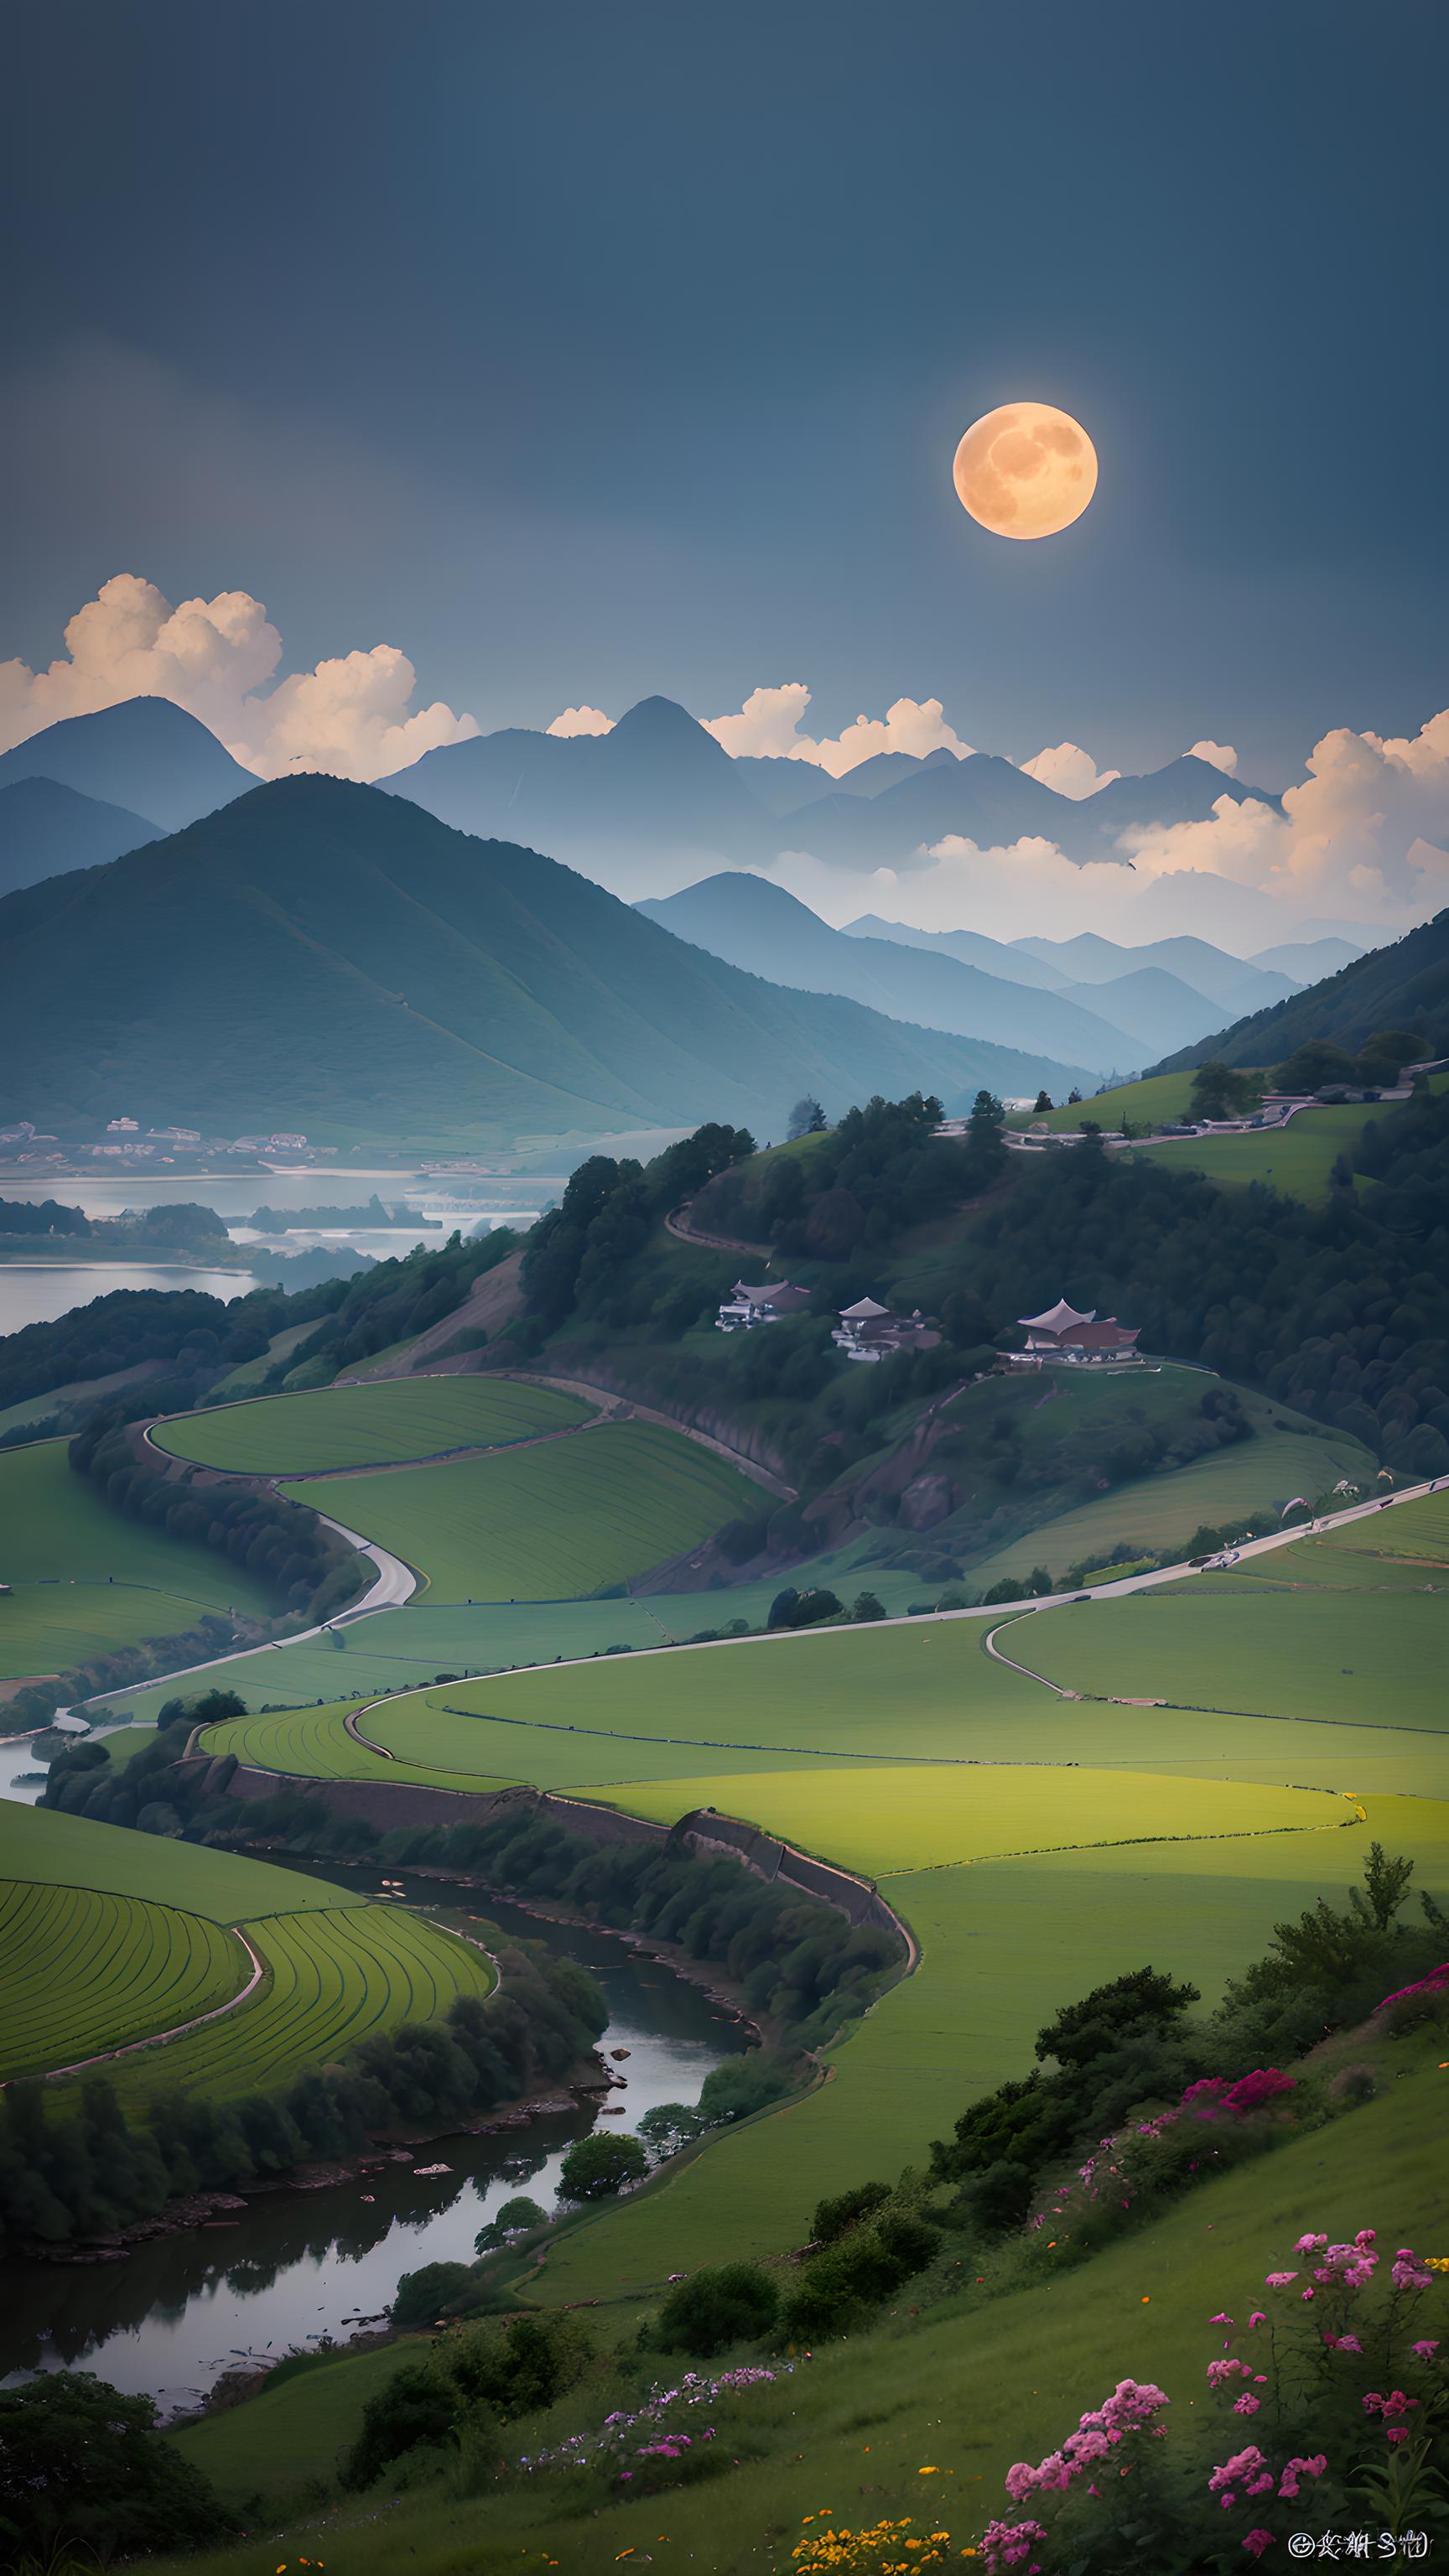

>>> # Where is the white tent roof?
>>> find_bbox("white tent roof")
[839,1296,892,1320]
[1020,1296,1096,1334]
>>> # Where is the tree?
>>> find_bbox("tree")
[788,1095,828,1140]
[1036,1966,1201,2070]
[341,2358,460,2490]
[813,2179,892,2244]
[655,2262,781,2355]
[0,2371,235,2558]
[1348,1841,1415,1933]
[636,2102,704,2160]
[474,2193,548,2253]
[1273,1039,1363,1094]
[391,2259,474,2326]
[1032,1090,1054,1114]
[558,2131,649,2199]
[1067,1086,1083,1105]
[1189,1061,1261,1121]
[851,1590,887,1623]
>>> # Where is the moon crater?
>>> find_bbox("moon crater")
[953,402,1098,540]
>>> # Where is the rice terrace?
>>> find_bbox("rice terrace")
[3,29,1449,2569]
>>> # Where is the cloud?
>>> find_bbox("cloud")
[1020,741,1121,799]
[0,574,476,781]
[1189,739,1239,774]
[547,704,615,737]
[769,834,1145,941]
[1118,706,1449,923]
[702,681,974,776]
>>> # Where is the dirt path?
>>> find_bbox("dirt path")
[663,1201,768,1258]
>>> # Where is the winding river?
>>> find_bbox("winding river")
[0,1820,744,2415]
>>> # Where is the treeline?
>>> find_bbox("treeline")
[521,1122,756,1335]
[693,1089,1006,1260]
[0,1940,605,2251]
[69,1412,368,1618]
[5,1616,238,1737]
[964,1088,1449,1476]
[274,1224,521,1381]
[0,1193,90,1234]
[248,1192,393,1231]
[51,1721,904,2056]
[0,1275,342,1410]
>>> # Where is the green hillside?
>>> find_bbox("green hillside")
[152,1374,591,1472]
[1152,906,1449,1072]
[0,776,1082,1146]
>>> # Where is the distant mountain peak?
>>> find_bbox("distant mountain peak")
[610,694,720,748]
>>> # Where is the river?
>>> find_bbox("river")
[0,1813,744,2414]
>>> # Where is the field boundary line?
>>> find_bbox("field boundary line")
[8,1924,267,2087]
[877,1803,1367,1880]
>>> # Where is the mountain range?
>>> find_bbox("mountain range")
[0,776,1092,1144]
[0,776,161,899]
[1150,911,1449,1075]
[0,696,255,834]
[640,875,1307,1074]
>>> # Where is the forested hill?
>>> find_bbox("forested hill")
[0,776,1085,1143]
[1149,908,1449,1073]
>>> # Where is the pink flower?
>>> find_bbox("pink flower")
[981,2517,1047,2573]
[1295,2232,1328,2252]
[1243,2532,1276,2559]
[1386,2428,1410,2445]
[1355,2230,1376,2249]
[1210,2312,1235,2325]
[1208,2359,1253,2388]
[1337,2334,1363,2355]
[1392,2247,1434,2291]
[1247,2311,1267,2329]
[1265,2272,1298,2288]
[1411,2339,1440,2360]
[1233,2395,1261,2415]
[1301,2288,1316,2303]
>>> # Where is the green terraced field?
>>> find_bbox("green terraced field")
[1007,1587,1447,1731]
[1126,1104,1378,1201]
[278,1420,762,1600]
[0,1877,247,2080]
[0,1438,277,1677]
[101,1900,495,2111]
[0,1798,351,1921]
[1011,1070,1200,1131]
[153,1375,591,1472]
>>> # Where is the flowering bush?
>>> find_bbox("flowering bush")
[968,2222,1446,2571]
[518,2361,791,2496]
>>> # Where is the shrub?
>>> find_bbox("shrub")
[341,2359,459,2490]
[558,2132,650,2199]
[655,2263,781,2355]
[449,2312,594,2418]
[812,2180,892,2245]
[392,2261,475,2328]
[0,2370,236,2557]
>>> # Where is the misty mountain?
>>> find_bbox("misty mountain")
[388,693,773,893]
[0,776,162,899]
[0,777,1084,1145]
[843,915,1073,991]
[1250,937,1364,984]
[0,696,255,834]
[1150,911,1449,1076]
[1010,930,1299,1019]
[636,872,1115,1072]
[733,746,958,815]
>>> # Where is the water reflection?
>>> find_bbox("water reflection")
[0,1872,744,2413]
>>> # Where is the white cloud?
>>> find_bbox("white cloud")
[702,681,974,776]
[1189,739,1239,774]
[765,837,1140,941]
[1117,707,1449,924]
[1020,741,1121,799]
[547,704,615,737]
[0,574,477,782]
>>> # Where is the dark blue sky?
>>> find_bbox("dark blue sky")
[3,0,1446,780]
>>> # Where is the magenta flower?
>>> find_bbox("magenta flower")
[1243,2532,1276,2559]
[1295,2232,1327,2252]
[1411,2339,1440,2359]
[1336,2334,1363,2355]
[1247,2311,1267,2329]
[1265,2271,1298,2288]
[1233,2394,1261,2415]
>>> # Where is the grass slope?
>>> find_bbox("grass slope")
[158,2051,1447,2574]
[278,1420,761,1600]
[1127,1104,1378,1201]
[0,1799,351,1924]
[152,1377,591,1473]
[0,1440,276,1680]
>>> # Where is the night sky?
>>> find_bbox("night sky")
[3,0,1447,781]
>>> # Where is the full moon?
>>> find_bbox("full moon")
[953,401,1098,540]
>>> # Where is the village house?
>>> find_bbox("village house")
[831,1295,942,1364]
[1006,1296,1144,1368]
[714,1277,813,1332]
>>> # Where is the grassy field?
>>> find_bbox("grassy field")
[1126,1102,1378,1200]
[152,1375,591,1473]
[0,1799,495,2102]
[0,1798,352,1922]
[0,1439,277,1680]
[954,1419,1374,1587]
[156,2041,1447,2574]
[0,1877,246,2080]
[1010,1070,1202,1130]
[202,1317,317,1403]
[278,1420,763,1600]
